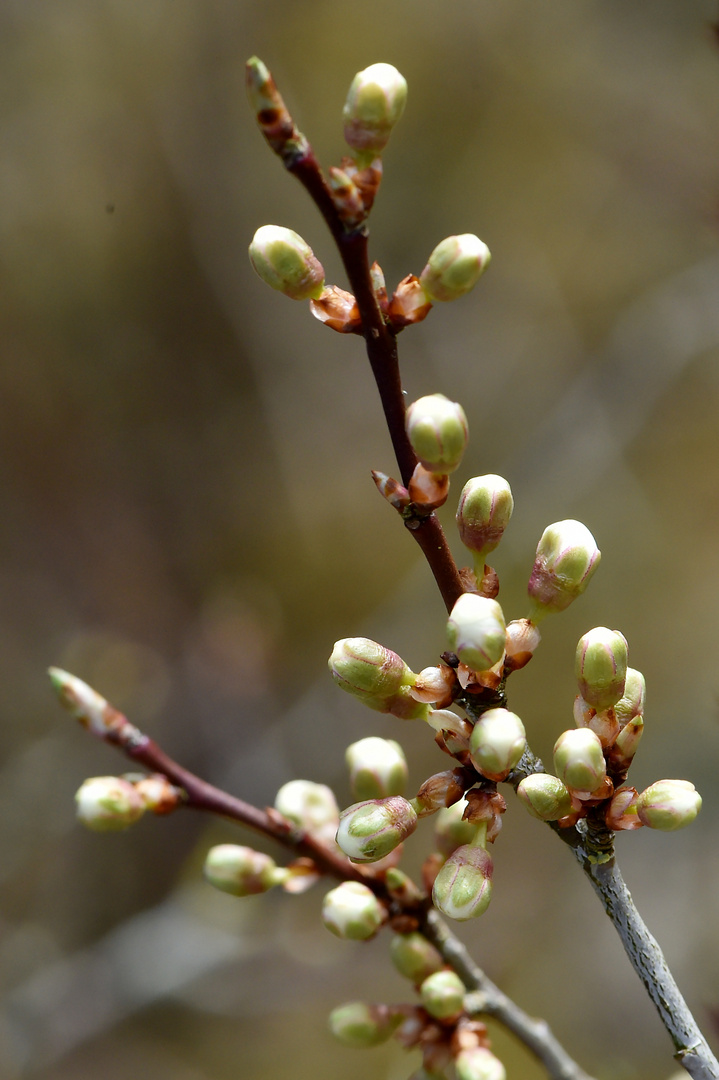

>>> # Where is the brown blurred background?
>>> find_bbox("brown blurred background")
[2,2,719,1078]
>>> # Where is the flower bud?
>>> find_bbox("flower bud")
[346,737,408,800]
[419,970,465,1021]
[343,63,407,157]
[528,520,600,617]
[456,475,513,566]
[203,844,283,896]
[504,619,541,672]
[432,844,493,921]
[469,708,526,782]
[336,796,418,863]
[405,393,468,475]
[456,1048,507,1080]
[447,594,506,672]
[322,881,386,939]
[516,773,573,821]
[75,776,145,832]
[409,664,456,706]
[390,932,444,984]
[328,1001,401,1047]
[636,780,702,831]
[249,225,325,301]
[434,798,480,855]
[553,728,607,794]
[575,627,628,711]
[610,714,643,769]
[274,779,339,845]
[329,637,413,702]
[614,667,646,726]
[134,774,182,815]
[419,234,491,303]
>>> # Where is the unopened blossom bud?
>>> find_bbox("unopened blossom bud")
[432,844,493,921]
[322,881,386,939]
[504,619,541,672]
[614,667,646,726]
[249,225,325,301]
[447,594,506,673]
[390,932,444,984]
[636,780,702,831]
[328,1001,401,1047]
[419,234,491,303]
[528,520,601,618]
[274,780,339,845]
[75,776,145,832]
[553,728,607,794]
[346,737,408,800]
[456,1047,506,1080]
[134,774,182,815]
[343,63,407,157]
[203,844,284,896]
[405,393,468,475]
[329,637,413,702]
[575,627,628,711]
[336,796,418,863]
[469,708,526,782]
[516,773,573,821]
[456,475,513,568]
[434,798,480,855]
[420,970,466,1021]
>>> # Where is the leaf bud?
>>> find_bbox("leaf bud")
[321,881,386,939]
[516,773,573,821]
[390,931,444,984]
[405,393,468,475]
[346,736,408,800]
[468,708,526,782]
[433,798,481,856]
[553,728,607,794]
[528,520,601,618]
[329,637,413,702]
[456,475,513,569]
[614,667,646,726]
[419,970,466,1021]
[203,844,284,896]
[419,234,491,303]
[447,594,506,673]
[328,1001,401,1047]
[343,63,407,157]
[456,1047,507,1080]
[274,779,339,845]
[336,796,418,863]
[249,225,325,301]
[432,844,493,921]
[75,776,145,832]
[575,627,628,711]
[636,780,702,831]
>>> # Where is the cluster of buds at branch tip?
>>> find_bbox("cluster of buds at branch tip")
[419,234,491,303]
[329,637,430,720]
[322,880,387,939]
[204,844,289,897]
[346,736,408,800]
[456,475,513,583]
[406,393,469,476]
[249,225,325,301]
[274,779,340,846]
[336,796,418,862]
[343,62,408,163]
[446,594,506,674]
[527,519,601,620]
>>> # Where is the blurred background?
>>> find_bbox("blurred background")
[2,1,719,1078]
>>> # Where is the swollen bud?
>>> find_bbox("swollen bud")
[516,773,573,821]
[249,225,325,301]
[528,520,600,618]
[419,970,466,1021]
[575,627,628,711]
[447,594,506,672]
[636,780,702,831]
[346,736,408,800]
[468,708,526,782]
[456,475,514,569]
[456,1048,507,1080]
[405,393,469,475]
[419,234,491,303]
[322,881,386,939]
[75,776,145,832]
[343,63,407,157]
[336,796,418,863]
[390,932,444,984]
[203,844,284,896]
[328,1001,401,1047]
[432,844,493,921]
[329,637,413,702]
[553,728,607,794]
[274,780,339,845]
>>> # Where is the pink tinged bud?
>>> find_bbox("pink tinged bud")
[414,769,467,816]
[346,737,408,800]
[390,932,444,984]
[516,773,573,821]
[432,844,493,921]
[274,779,339,845]
[605,787,642,831]
[419,234,491,303]
[434,798,480,855]
[321,881,386,940]
[456,475,514,567]
[528,520,601,617]
[75,776,145,832]
[504,619,541,672]
[336,796,418,863]
[575,627,628,711]
[309,285,362,333]
[249,225,325,301]
[419,970,466,1021]
[328,166,366,226]
[388,274,433,328]
[468,708,526,782]
[553,728,607,794]
[447,594,506,673]
[406,394,468,475]
[328,1001,401,1047]
[614,667,646,726]
[609,714,644,770]
[456,1047,507,1080]
[329,637,413,701]
[636,780,702,831]
[203,844,283,897]
[573,695,620,748]
[343,63,408,157]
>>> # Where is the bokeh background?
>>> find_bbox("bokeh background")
[2,2,719,1078]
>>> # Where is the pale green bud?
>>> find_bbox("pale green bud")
[405,393,468,475]
[274,780,339,845]
[390,931,444,984]
[434,798,480,855]
[343,63,407,156]
[419,970,465,1020]
[328,1001,401,1047]
[528,520,600,617]
[447,593,506,672]
[322,881,386,939]
[516,773,573,821]
[329,637,413,702]
[346,736,408,800]
[419,234,491,303]
[456,1047,507,1080]
[611,713,643,767]
[575,627,628,711]
[203,844,283,897]
[75,776,145,832]
[636,780,702,831]
[469,708,526,782]
[614,667,646,726]
[432,844,493,921]
[336,796,418,863]
[249,225,325,301]
[456,475,513,564]
[553,728,607,793]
